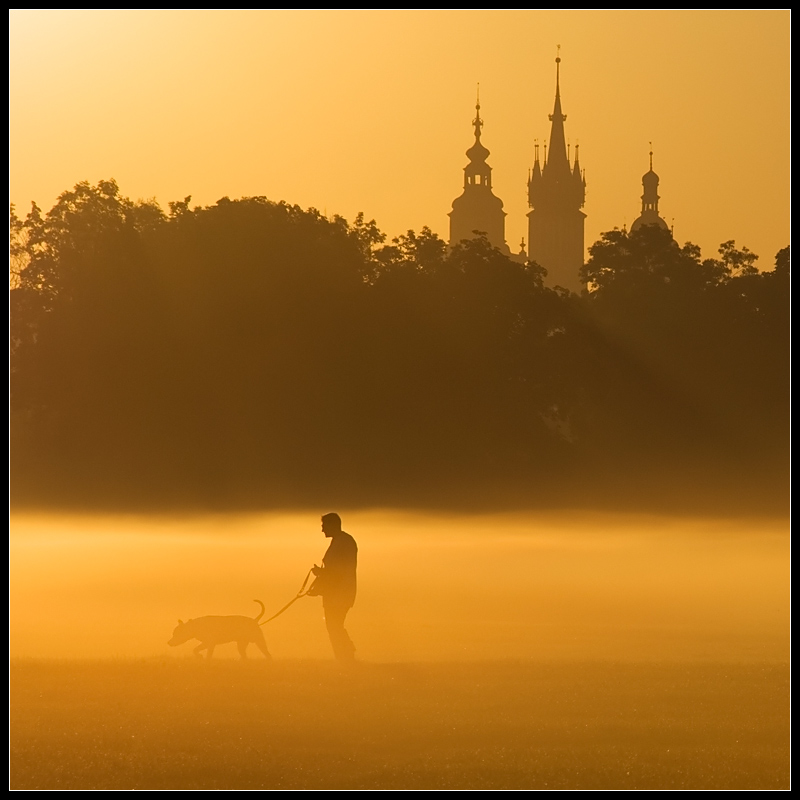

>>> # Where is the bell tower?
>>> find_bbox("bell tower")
[449,89,511,255]
[630,146,670,233]
[527,50,586,292]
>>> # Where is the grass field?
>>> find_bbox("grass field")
[10,658,789,790]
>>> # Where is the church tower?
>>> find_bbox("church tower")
[630,147,670,233]
[527,52,586,292]
[449,92,511,255]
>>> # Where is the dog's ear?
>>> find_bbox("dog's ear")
[178,619,183,625]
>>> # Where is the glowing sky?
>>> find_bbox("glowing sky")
[9,10,790,269]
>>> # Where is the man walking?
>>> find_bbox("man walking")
[311,513,357,661]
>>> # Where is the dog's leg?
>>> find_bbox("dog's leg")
[193,643,206,658]
[206,644,216,659]
[237,641,249,660]
[255,638,272,660]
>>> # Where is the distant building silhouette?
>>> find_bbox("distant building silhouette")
[527,53,586,292]
[449,92,512,256]
[630,148,670,234]
[445,54,672,283]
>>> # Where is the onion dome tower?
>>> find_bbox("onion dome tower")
[630,147,670,233]
[449,89,511,255]
[527,50,586,292]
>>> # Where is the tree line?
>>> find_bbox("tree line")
[10,180,789,513]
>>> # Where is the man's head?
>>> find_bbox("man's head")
[321,512,342,538]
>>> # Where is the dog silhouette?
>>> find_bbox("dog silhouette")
[168,599,272,659]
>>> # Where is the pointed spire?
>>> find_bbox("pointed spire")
[546,46,569,172]
[555,45,561,103]
[528,140,541,207]
[473,83,483,141]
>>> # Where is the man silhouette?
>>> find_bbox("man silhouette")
[312,512,357,662]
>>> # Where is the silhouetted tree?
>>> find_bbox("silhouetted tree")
[572,225,788,495]
[9,182,788,513]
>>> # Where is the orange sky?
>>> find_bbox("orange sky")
[9,10,790,269]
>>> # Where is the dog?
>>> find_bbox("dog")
[167,599,272,659]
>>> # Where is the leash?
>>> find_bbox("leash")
[259,568,316,625]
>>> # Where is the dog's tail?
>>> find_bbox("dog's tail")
[253,599,266,623]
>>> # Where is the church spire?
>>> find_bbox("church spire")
[448,88,509,254]
[473,83,483,140]
[546,46,569,174]
[630,144,669,233]
[464,85,490,187]
[527,47,586,292]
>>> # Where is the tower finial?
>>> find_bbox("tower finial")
[472,84,483,140]
[649,141,653,171]
[555,45,561,97]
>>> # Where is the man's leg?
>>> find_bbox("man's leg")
[323,600,356,661]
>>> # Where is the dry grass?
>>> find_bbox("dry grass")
[10,658,789,790]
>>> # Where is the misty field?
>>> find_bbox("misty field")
[11,512,789,788]
[10,658,788,790]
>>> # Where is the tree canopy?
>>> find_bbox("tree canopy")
[10,182,789,514]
